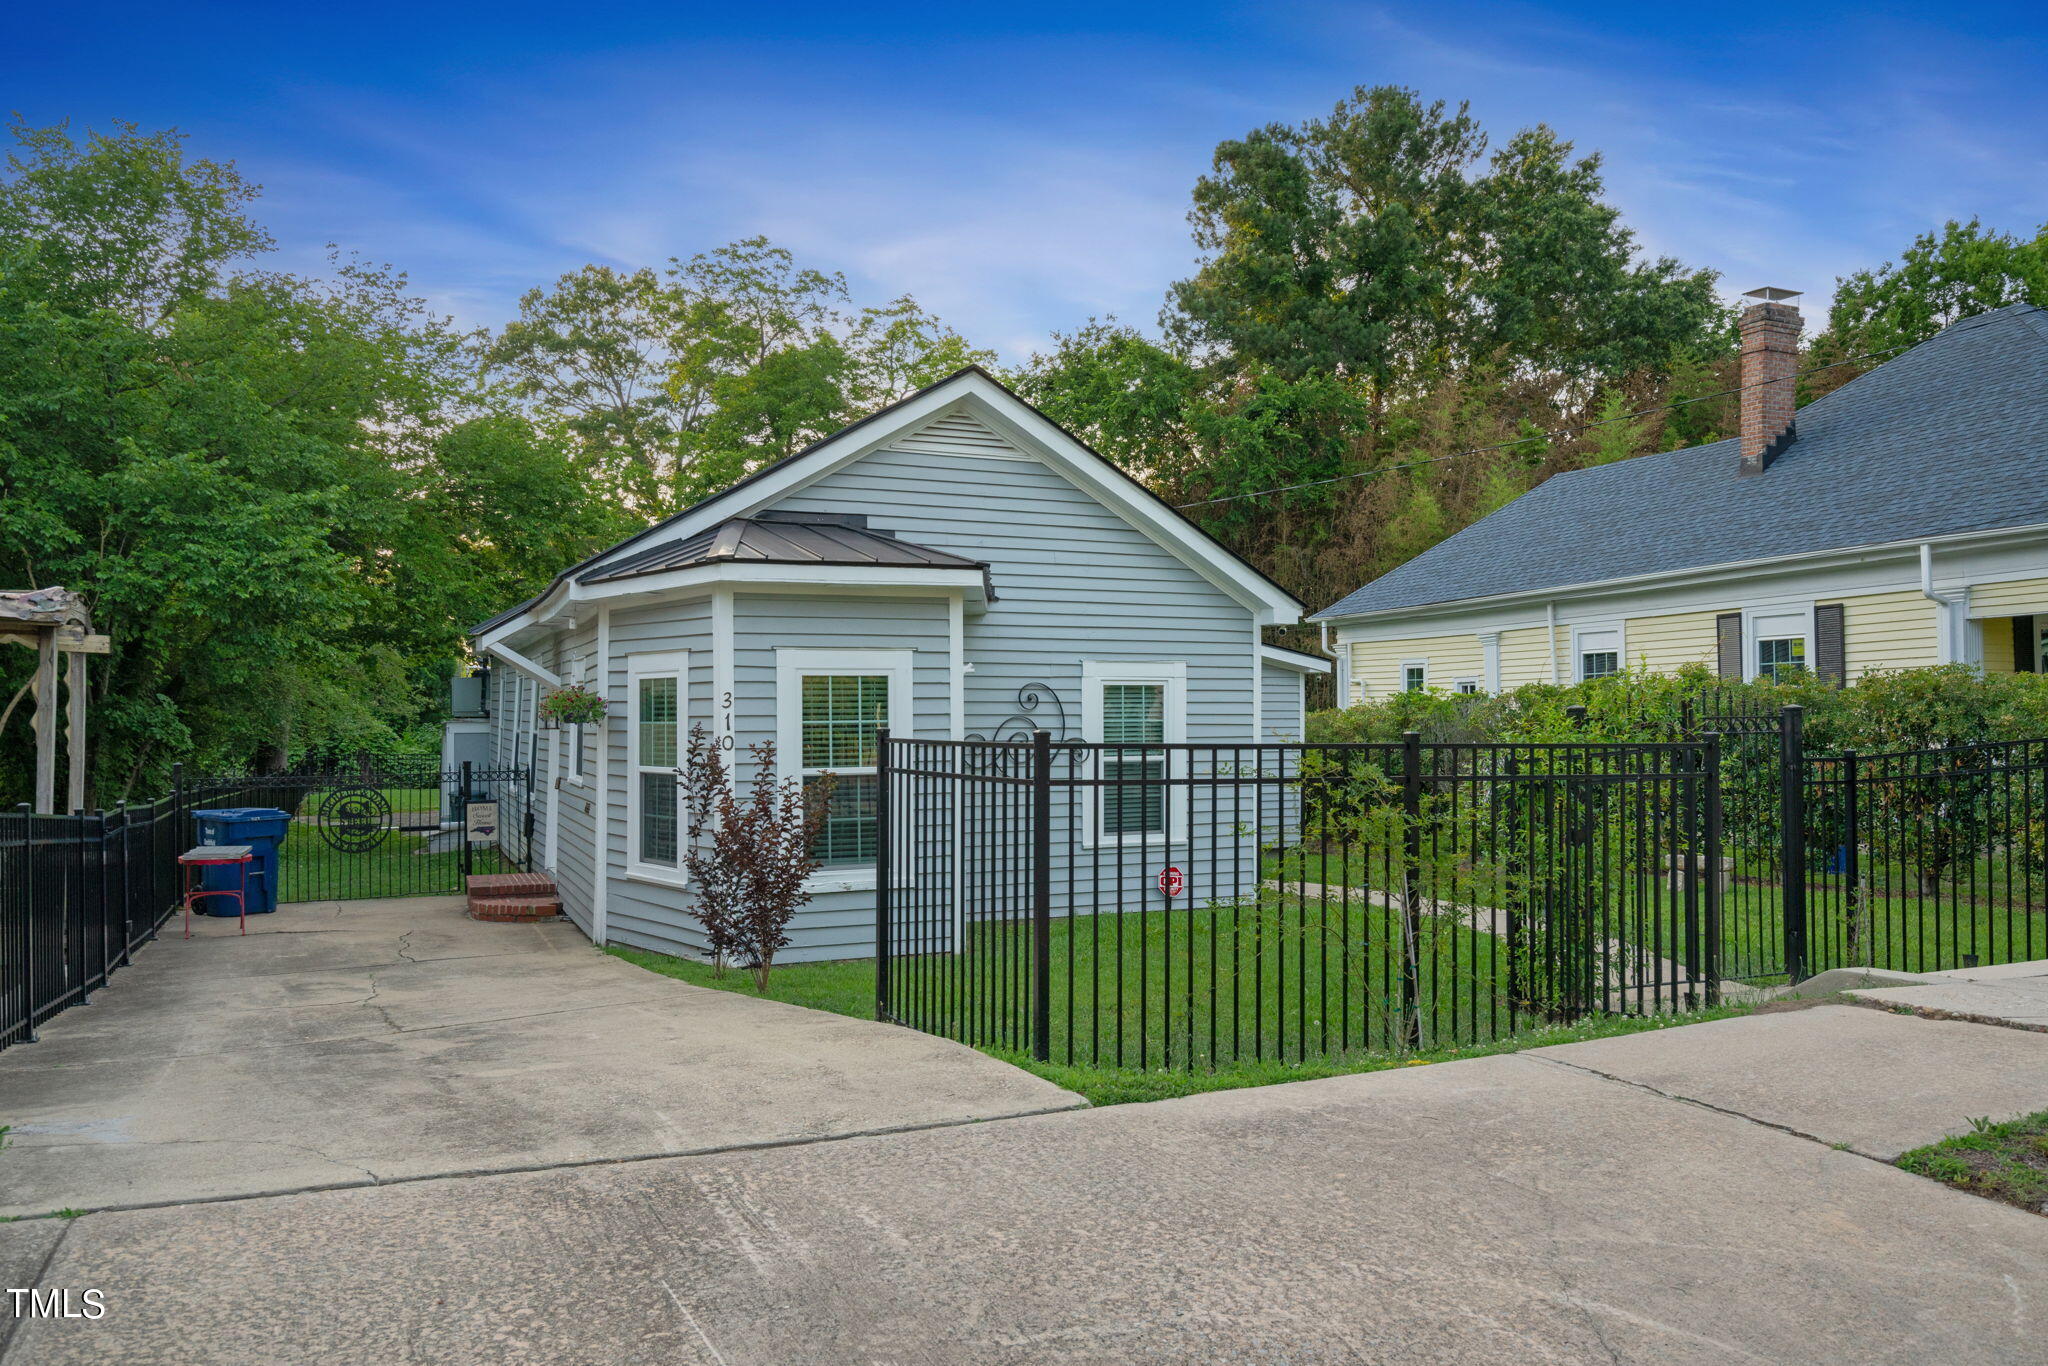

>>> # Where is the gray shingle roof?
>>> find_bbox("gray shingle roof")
[579,512,996,598]
[1315,304,2048,620]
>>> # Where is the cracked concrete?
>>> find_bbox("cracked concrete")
[8,1025,2048,1364]
[0,896,1082,1218]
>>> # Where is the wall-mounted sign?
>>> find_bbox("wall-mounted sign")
[1157,866,1183,898]
[465,801,499,843]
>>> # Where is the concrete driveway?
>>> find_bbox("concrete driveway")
[7,1004,2048,1364]
[0,896,1081,1218]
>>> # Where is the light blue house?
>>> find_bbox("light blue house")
[463,367,1329,961]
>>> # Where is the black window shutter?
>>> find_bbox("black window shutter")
[1814,603,1846,685]
[1716,613,1743,679]
[2016,616,2037,673]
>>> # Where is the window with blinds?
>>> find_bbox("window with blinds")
[800,674,888,865]
[1101,682,1166,837]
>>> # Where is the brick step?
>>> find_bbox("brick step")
[466,872,555,899]
[467,896,564,924]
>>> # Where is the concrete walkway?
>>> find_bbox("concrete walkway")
[0,897,1081,1218]
[1834,958,2048,1032]
[6,1002,2048,1363]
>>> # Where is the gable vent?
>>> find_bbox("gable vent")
[894,411,1024,461]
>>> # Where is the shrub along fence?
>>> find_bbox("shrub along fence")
[877,715,2048,1072]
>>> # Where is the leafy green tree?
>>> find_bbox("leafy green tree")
[1585,389,1650,465]
[0,118,271,330]
[1820,218,2048,360]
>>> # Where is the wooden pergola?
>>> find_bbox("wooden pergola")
[2,587,109,814]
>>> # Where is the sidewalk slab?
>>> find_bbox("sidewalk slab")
[12,1052,2048,1365]
[0,898,1082,1218]
[1531,1005,2048,1159]
[1849,960,2048,1031]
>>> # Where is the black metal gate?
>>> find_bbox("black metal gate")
[179,760,535,903]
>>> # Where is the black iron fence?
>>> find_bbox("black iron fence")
[1802,737,2048,978]
[877,732,1724,1070]
[179,760,536,903]
[2,793,196,1050]
[3,760,537,1054]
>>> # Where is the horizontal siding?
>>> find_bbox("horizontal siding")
[599,600,712,955]
[1497,627,1552,689]
[1260,662,1305,741]
[1983,624,2017,673]
[765,408,1264,962]
[1972,576,2048,616]
[1625,611,1719,673]
[550,621,599,935]
[1841,590,1938,678]
[1348,634,1483,698]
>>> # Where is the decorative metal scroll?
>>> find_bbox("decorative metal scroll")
[313,786,393,853]
[965,681,1068,745]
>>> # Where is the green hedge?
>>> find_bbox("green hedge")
[1307,663,2048,753]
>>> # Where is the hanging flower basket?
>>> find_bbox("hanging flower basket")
[539,684,607,727]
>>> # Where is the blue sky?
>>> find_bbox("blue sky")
[12,2,2048,360]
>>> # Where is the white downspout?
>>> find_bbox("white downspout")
[1546,602,1561,685]
[1920,543,1962,664]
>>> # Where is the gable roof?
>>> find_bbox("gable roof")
[579,512,996,600]
[476,366,1302,639]
[1316,304,2048,621]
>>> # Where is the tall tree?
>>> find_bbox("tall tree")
[1817,218,2048,361]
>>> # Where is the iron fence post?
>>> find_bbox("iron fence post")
[1843,750,1862,964]
[460,760,474,881]
[1030,728,1053,1062]
[1399,730,1423,1050]
[874,727,892,1023]
[1780,704,1807,983]
[1703,734,1723,1006]
[13,803,32,1043]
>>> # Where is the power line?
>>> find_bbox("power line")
[1171,314,2007,510]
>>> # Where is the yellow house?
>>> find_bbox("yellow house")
[1314,293,2048,700]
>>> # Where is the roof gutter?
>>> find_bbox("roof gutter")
[1314,518,2048,627]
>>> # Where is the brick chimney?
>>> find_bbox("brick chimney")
[1737,287,1801,475]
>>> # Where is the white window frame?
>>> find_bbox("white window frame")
[1572,623,1625,683]
[625,650,689,886]
[1452,678,1481,695]
[563,651,593,788]
[1744,605,1814,683]
[1081,660,1188,849]
[776,648,914,894]
[1400,659,1428,693]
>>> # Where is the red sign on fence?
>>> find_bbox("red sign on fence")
[1157,866,1183,898]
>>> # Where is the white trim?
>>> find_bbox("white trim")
[562,650,592,788]
[625,650,690,884]
[948,595,966,739]
[1452,678,1481,695]
[1399,659,1429,693]
[1080,659,1188,849]
[1743,604,1813,682]
[1479,633,1502,693]
[486,642,560,688]
[776,647,914,892]
[1312,519,2048,626]
[592,606,611,946]
[1571,622,1625,682]
[1257,644,1334,674]
[712,588,736,765]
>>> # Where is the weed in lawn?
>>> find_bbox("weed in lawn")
[1896,1109,2048,1215]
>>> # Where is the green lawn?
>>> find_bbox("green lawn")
[1266,842,2048,986]
[611,941,1764,1105]
[273,821,518,902]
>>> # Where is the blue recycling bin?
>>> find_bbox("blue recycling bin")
[194,807,292,914]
